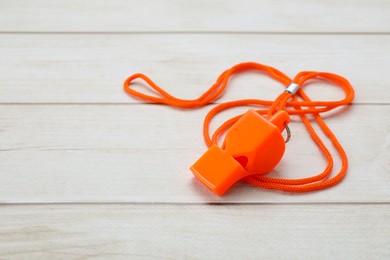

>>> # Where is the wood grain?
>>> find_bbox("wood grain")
[0,104,388,203]
[0,34,389,103]
[0,204,389,259]
[1,0,389,33]
[1,1,389,258]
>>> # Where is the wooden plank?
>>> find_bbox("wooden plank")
[0,34,389,104]
[0,0,389,33]
[0,204,389,259]
[0,104,388,203]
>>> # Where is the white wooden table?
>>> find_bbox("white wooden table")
[0,0,389,258]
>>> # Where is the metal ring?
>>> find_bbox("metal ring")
[284,123,291,143]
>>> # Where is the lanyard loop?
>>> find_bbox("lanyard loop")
[124,62,354,193]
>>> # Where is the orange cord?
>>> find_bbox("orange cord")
[124,62,354,193]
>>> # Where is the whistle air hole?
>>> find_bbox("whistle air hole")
[234,156,248,167]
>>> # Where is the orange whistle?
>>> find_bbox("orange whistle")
[190,109,290,195]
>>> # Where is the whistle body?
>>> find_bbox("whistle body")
[190,109,290,195]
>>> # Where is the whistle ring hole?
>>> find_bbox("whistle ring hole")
[284,123,291,143]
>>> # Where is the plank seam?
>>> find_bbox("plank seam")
[0,103,388,106]
[1,202,389,206]
[0,31,389,35]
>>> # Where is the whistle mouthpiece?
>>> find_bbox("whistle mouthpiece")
[190,109,290,196]
[190,145,248,196]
